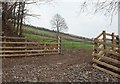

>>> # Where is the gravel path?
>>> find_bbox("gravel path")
[2,63,119,82]
[2,47,120,82]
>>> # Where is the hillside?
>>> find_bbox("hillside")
[22,25,93,48]
[23,24,92,43]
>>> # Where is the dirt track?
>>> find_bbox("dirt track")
[2,47,119,82]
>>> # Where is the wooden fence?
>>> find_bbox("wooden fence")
[93,31,120,78]
[0,35,61,57]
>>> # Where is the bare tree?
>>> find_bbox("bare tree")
[80,0,118,22]
[80,0,120,37]
[1,0,53,36]
[1,1,25,36]
[81,0,118,15]
[50,13,68,38]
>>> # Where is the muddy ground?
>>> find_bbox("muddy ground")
[2,47,120,82]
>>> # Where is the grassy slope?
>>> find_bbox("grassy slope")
[23,26,93,48]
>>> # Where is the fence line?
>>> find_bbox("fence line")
[0,35,61,57]
[93,31,120,78]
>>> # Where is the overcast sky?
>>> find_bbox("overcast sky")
[25,0,118,38]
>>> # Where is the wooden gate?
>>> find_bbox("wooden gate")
[0,36,61,57]
[93,31,120,78]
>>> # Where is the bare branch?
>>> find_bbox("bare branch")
[80,0,118,16]
[50,13,68,33]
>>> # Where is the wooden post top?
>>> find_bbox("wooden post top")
[103,31,106,33]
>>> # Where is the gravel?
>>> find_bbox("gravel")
[2,63,120,82]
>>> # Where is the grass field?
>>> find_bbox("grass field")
[23,33,57,42]
[63,41,93,47]
[23,25,93,47]
[23,25,92,43]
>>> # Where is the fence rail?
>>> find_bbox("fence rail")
[0,35,61,57]
[93,31,120,78]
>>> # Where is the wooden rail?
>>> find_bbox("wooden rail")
[93,31,120,78]
[0,35,61,57]
[0,36,26,40]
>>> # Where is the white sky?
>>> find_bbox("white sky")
[25,0,118,38]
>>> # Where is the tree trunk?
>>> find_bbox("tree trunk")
[57,25,60,40]
[13,2,17,34]
[118,2,120,53]
[16,2,20,36]
[118,5,120,53]
[0,2,2,36]
[19,2,25,36]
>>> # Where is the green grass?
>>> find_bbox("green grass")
[23,26,56,37]
[23,33,93,48]
[23,25,91,42]
[62,41,93,48]
[23,33,57,42]
[23,25,93,48]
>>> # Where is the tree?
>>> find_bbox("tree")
[80,0,119,24]
[80,0,118,17]
[80,0,120,37]
[1,2,25,36]
[1,0,53,36]
[50,13,68,38]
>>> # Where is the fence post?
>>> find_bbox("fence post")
[93,38,98,54]
[25,37,27,56]
[2,34,6,57]
[93,38,98,67]
[57,36,61,54]
[60,36,62,55]
[44,42,47,55]
[116,36,120,53]
[103,31,106,49]
[112,33,115,50]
